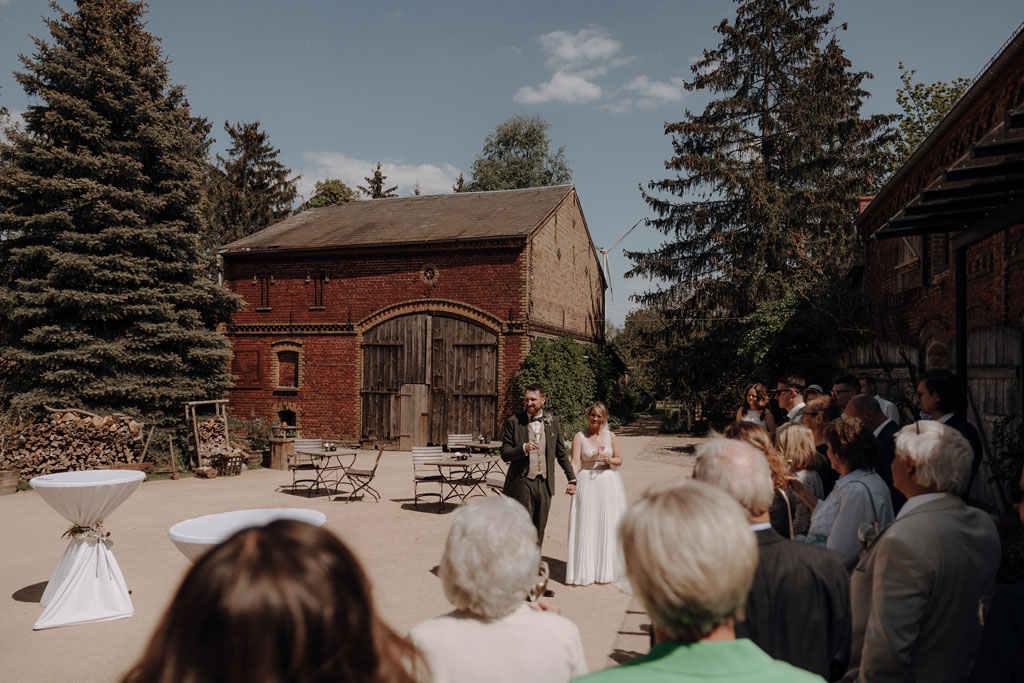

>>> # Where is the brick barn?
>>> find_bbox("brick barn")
[218,185,606,445]
[848,24,1024,508]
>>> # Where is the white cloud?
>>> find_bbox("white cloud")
[600,75,686,114]
[538,28,622,69]
[297,151,462,200]
[0,0,12,7]
[514,71,602,105]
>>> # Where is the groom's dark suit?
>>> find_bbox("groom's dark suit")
[501,411,575,546]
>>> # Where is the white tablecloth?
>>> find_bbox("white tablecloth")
[168,508,327,562]
[30,470,146,630]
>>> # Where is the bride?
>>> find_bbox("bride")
[566,402,628,586]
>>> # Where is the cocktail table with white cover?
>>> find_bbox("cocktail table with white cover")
[168,508,327,563]
[29,469,146,630]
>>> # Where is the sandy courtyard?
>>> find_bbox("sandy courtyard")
[0,425,700,681]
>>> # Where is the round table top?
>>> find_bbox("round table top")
[168,508,327,562]
[422,456,495,466]
[30,469,146,489]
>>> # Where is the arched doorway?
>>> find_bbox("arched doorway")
[360,313,498,443]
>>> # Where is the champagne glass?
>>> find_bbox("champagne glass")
[527,560,550,602]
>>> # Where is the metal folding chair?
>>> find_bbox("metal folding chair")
[345,450,384,503]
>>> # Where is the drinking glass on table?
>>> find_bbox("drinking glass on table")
[527,560,550,602]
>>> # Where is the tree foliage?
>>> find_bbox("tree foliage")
[466,114,571,192]
[625,0,895,412]
[299,178,358,211]
[515,337,597,434]
[0,0,240,426]
[358,162,398,199]
[206,120,298,248]
[889,62,970,173]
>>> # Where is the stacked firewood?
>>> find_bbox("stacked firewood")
[0,409,145,480]
[193,416,248,466]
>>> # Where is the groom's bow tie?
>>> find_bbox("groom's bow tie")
[529,416,544,423]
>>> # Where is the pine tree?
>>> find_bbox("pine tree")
[357,162,398,199]
[467,114,571,191]
[298,178,358,211]
[206,121,298,247]
[0,0,241,425]
[627,0,895,406]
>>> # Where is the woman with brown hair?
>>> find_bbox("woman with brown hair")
[722,421,795,538]
[121,520,421,683]
[777,422,823,537]
[735,383,778,441]
[790,416,894,572]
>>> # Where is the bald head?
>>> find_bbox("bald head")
[694,437,774,519]
[844,394,885,431]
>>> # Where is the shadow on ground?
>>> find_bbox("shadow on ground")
[13,581,47,603]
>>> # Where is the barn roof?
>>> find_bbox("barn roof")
[219,185,576,255]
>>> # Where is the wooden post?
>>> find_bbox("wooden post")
[168,435,179,480]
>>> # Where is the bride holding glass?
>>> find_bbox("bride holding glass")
[565,402,628,586]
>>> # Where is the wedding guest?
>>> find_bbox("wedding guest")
[915,369,984,500]
[695,438,850,681]
[410,496,587,683]
[805,384,826,401]
[844,394,904,512]
[723,421,796,539]
[858,376,901,424]
[790,416,893,572]
[775,375,806,424]
[846,421,999,682]
[777,422,825,537]
[736,383,778,441]
[121,520,420,683]
[802,395,841,495]
[574,478,822,682]
[830,375,860,412]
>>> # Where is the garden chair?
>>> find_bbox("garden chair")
[345,450,384,503]
[446,433,474,452]
[412,445,445,510]
[288,438,322,495]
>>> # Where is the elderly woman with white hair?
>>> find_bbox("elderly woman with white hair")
[574,478,823,682]
[409,496,587,683]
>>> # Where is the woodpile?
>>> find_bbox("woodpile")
[0,409,145,480]
[193,416,248,474]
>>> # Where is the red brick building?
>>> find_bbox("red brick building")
[849,25,1023,506]
[219,185,605,444]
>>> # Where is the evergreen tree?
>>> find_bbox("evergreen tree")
[452,172,466,193]
[357,162,398,198]
[206,120,297,247]
[627,0,894,409]
[0,0,241,425]
[298,178,358,211]
[467,114,571,191]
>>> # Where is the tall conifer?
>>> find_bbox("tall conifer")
[627,0,895,401]
[0,0,241,425]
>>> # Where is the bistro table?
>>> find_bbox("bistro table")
[292,446,358,497]
[29,469,146,630]
[422,456,500,506]
[168,508,327,562]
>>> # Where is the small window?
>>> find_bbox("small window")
[928,234,949,282]
[895,236,922,292]
[310,270,326,309]
[255,272,272,310]
[277,350,299,388]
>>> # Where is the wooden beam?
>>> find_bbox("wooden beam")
[951,197,1024,250]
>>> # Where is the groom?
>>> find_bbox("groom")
[501,384,577,548]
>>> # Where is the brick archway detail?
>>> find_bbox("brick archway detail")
[357,299,502,335]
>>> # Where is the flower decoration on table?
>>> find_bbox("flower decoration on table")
[62,522,112,549]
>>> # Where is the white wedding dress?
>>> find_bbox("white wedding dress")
[566,428,628,586]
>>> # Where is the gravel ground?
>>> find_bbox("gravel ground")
[0,418,705,681]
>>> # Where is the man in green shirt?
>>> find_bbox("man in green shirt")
[574,478,824,683]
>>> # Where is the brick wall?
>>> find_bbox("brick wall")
[527,190,606,342]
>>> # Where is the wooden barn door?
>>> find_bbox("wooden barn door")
[361,314,428,440]
[362,313,497,443]
[430,317,498,443]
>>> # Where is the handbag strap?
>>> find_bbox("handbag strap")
[848,478,879,524]
[778,488,794,539]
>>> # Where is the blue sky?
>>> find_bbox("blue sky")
[1,1,1021,326]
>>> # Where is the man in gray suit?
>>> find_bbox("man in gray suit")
[501,384,576,548]
[845,421,1000,682]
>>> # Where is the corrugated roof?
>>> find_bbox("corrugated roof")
[219,185,575,254]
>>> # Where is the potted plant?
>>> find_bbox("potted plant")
[243,414,272,467]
